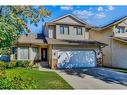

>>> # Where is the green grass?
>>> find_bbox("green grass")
[112,68,127,73]
[105,67,127,73]
[5,68,73,89]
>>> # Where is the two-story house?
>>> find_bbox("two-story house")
[11,14,106,69]
[90,16,127,69]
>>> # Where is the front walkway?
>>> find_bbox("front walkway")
[55,68,127,89]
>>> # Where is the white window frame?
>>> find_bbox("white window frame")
[75,26,82,35]
[60,25,69,35]
[116,26,125,33]
[19,47,29,60]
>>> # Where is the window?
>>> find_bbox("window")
[60,25,69,35]
[60,25,64,34]
[75,27,82,35]
[12,47,17,59]
[116,26,125,33]
[64,26,69,35]
[19,47,29,60]
[32,48,38,60]
[12,47,17,54]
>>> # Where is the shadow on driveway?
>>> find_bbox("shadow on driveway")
[59,68,127,86]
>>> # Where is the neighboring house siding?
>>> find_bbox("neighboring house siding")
[90,27,113,67]
[111,39,127,69]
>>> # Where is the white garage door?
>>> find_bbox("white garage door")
[56,50,96,69]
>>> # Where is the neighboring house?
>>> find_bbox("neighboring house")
[90,16,127,69]
[10,14,106,69]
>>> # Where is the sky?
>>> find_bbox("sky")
[29,5,127,33]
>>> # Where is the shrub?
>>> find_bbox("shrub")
[22,61,31,68]
[0,69,6,77]
[0,61,6,70]
[16,60,31,68]
[16,60,23,67]
[0,73,37,89]
[5,62,16,69]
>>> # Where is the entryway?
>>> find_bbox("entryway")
[41,48,47,62]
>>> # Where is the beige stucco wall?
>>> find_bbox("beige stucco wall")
[89,27,114,67]
[111,39,127,69]
[44,16,90,40]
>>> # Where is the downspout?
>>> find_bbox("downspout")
[110,37,113,67]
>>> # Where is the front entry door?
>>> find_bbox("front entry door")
[41,48,47,61]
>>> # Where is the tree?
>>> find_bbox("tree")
[0,6,51,55]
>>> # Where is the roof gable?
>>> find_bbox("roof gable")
[51,14,91,27]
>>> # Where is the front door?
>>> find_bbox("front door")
[41,48,47,61]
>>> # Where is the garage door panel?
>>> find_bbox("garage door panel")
[56,50,96,69]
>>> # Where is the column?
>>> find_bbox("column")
[38,46,41,61]
[29,46,33,60]
[17,47,20,60]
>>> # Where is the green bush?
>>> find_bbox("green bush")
[22,60,31,68]
[0,69,6,77]
[0,73,37,89]
[16,60,31,68]
[16,60,23,67]
[0,60,31,70]
[0,61,6,70]
[5,62,16,69]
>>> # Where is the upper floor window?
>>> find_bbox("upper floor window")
[60,25,64,34]
[116,26,125,33]
[60,25,69,35]
[75,27,82,35]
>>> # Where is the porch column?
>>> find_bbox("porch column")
[29,46,33,60]
[48,45,54,69]
[17,46,20,60]
[38,46,41,61]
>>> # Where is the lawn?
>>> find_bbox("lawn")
[5,68,73,89]
[111,68,127,73]
[105,67,127,74]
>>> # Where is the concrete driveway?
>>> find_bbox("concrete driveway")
[55,68,127,89]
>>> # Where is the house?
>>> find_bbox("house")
[90,16,127,69]
[10,14,107,69]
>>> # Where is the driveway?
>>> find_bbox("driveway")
[55,68,127,89]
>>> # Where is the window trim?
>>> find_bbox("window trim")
[76,26,82,35]
[19,46,29,60]
[60,25,65,34]
[116,26,125,33]
[60,25,69,35]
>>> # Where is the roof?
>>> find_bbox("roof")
[45,14,94,28]
[45,14,127,31]
[17,33,47,45]
[46,37,107,46]
[16,34,107,47]
[94,16,127,30]
[112,37,127,43]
